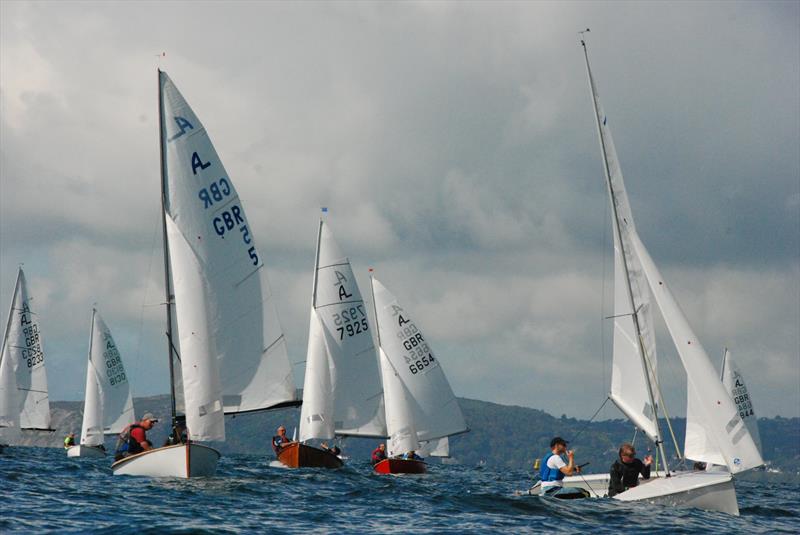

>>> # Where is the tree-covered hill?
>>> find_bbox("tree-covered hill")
[16,395,798,481]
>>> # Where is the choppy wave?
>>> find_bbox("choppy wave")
[1,447,797,533]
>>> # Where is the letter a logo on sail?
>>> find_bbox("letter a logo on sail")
[191,152,211,175]
[168,116,194,142]
[334,270,353,300]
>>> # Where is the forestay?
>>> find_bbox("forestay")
[629,231,763,473]
[299,221,385,441]
[371,277,466,443]
[584,53,660,442]
[159,71,297,441]
[0,268,51,437]
[79,309,135,447]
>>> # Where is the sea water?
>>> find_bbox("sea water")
[1,447,797,533]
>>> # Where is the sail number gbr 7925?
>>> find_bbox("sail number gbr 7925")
[333,305,369,340]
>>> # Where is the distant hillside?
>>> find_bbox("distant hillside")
[15,395,799,480]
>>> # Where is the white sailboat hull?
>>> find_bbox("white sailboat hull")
[66,445,105,458]
[560,470,738,515]
[111,443,220,478]
[614,471,738,515]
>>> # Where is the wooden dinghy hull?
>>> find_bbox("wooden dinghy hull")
[276,442,343,469]
[373,458,427,474]
[66,445,105,458]
[111,443,220,478]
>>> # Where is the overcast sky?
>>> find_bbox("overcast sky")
[1,1,798,422]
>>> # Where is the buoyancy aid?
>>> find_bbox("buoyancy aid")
[540,452,566,482]
[115,424,145,457]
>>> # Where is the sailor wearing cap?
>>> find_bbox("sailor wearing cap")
[540,436,580,494]
[130,413,159,455]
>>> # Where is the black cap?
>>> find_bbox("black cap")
[550,437,568,448]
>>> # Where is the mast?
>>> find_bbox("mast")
[368,269,381,348]
[720,347,727,381]
[157,69,178,423]
[311,214,324,309]
[581,38,671,473]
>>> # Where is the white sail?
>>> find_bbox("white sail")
[80,309,136,447]
[685,383,726,466]
[299,220,385,439]
[629,231,764,473]
[299,308,335,441]
[380,347,420,456]
[0,269,51,434]
[585,54,660,441]
[371,277,467,442]
[160,71,297,441]
[79,314,103,446]
[419,436,450,458]
[721,349,762,454]
[0,272,22,442]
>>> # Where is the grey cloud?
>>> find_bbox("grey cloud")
[1,1,797,419]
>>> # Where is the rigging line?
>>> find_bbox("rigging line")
[133,204,161,394]
[640,339,682,461]
[570,396,610,445]
[600,186,609,397]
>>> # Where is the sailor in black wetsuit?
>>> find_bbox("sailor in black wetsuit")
[608,443,652,497]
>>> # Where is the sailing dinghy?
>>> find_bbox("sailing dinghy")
[281,216,386,469]
[560,38,764,515]
[112,70,298,477]
[369,274,467,474]
[0,268,55,450]
[68,308,135,458]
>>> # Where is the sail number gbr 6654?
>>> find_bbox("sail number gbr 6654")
[397,323,436,375]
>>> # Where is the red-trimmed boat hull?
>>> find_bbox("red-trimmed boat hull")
[276,442,343,469]
[373,458,427,474]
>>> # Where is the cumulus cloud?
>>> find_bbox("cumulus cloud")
[1,1,797,420]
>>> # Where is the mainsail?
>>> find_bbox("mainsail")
[583,44,661,442]
[721,349,761,454]
[0,268,51,438]
[629,231,764,473]
[79,309,135,447]
[299,220,385,441]
[371,277,467,443]
[159,70,297,442]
